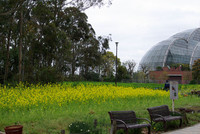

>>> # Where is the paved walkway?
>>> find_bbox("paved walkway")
[1,124,200,134]
[163,123,200,134]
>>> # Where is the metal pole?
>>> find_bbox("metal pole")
[115,42,118,86]
[172,99,174,112]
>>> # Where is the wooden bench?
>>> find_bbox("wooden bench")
[108,111,151,134]
[147,105,182,131]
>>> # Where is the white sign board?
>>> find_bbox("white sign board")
[170,81,178,100]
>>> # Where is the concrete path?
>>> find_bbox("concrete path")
[163,123,200,134]
[1,124,200,134]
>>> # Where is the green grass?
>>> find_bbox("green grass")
[62,81,165,88]
[0,82,200,134]
[1,96,200,133]
[62,81,200,90]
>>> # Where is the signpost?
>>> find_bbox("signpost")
[170,81,178,112]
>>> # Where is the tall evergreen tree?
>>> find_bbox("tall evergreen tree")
[0,0,112,83]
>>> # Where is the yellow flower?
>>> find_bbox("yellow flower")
[0,83,169,111]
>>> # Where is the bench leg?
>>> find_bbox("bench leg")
[182,112,188,124]
[148,126,151,134]
[125,129,128,134]
[185,114,189,124]
[163,121,167,131]
[179,119,182,128]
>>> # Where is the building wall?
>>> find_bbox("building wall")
[149,67,192,84]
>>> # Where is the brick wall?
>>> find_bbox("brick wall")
[149,67,192,84]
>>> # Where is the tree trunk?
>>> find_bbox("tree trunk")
[19,4,23,82]
[71,45,75,81]
[4,29,11,83]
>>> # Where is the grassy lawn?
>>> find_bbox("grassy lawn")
[0,82,200,134]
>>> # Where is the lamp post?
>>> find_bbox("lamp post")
[115,42,119,86]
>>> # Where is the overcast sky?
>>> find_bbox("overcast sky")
[85,0,200,69]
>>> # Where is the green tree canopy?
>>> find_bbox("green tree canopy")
[0,0,113,83]
[192,59,200,83]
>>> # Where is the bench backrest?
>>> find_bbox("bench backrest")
[108,111,137,124]
[147,105,170,119]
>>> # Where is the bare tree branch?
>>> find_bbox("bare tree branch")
[64,0,112,11]
[0,0,25,16]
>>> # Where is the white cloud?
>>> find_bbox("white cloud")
[85,0,200,69]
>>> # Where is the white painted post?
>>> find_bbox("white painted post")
[172,99,174,112]
[170,81,178,112]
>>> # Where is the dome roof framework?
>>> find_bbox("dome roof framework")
[140,28,200,70]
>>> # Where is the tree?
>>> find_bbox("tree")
[192,59,200,83]
[101,51,120,77]
[0,0,113,83]
[170,63,190,71]
[18,0,24,82]
[156,66,163,71]
[66,0,112,11]
[80,35,101,77]
[132,71,146,83]
[139,63,150,82]
[98,35,111,55]
[62,7,97,79]
[123,60,136,78]
[101,51,115,78]
[0,0,20,83]
[117,65,129,81]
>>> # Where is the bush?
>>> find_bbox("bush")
[66,74,84,81]
[156,66,163,71]
[103,76,115,82]
[84,72,100,81]
[189,80,197,84]
[68,121,92,134]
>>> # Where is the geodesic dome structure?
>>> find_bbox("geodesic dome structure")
[140,28,200,70]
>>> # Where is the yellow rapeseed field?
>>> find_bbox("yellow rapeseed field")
[0,83,169,111]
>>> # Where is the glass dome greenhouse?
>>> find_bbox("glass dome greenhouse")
[140,28,200,70]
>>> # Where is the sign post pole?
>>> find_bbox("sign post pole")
[170,81,178,113]
[172,99,174,112]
